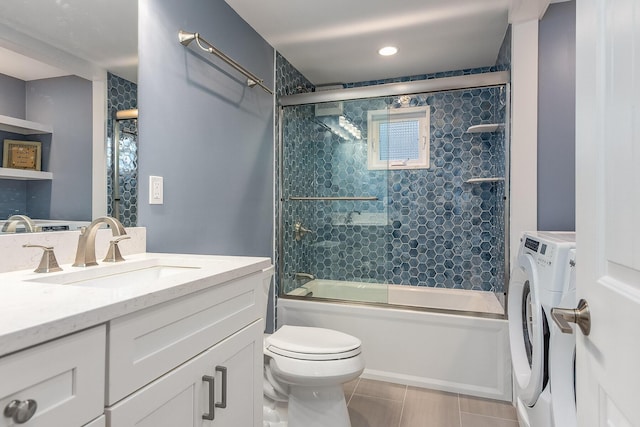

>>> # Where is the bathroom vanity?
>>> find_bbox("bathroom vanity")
[0,252,272,426]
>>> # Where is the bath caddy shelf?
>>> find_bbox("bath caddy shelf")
[0,114,52,135]
[466,124,503,133]
[0,167,53,180]
[465,177,504,184]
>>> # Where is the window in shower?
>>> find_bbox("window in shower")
[367,106,430,170]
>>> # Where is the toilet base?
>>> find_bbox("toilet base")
[287,385,351,427]
[264,397,288,427]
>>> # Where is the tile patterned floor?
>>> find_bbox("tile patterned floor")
[344,378,518,427]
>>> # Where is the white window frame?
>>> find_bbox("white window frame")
[367,106,430,170]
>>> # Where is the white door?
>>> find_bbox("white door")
[575,0,640,425]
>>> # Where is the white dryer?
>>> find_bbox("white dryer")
[508,232,575,427]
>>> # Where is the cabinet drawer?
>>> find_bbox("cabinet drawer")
[107,271,264,404]
[0,326,106,427]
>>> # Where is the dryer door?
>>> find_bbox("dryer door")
[508,253,546,406]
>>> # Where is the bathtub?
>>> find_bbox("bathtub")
[287,279,504,315]
[280,280,512,401]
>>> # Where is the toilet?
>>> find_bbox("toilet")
[261,278,364,427]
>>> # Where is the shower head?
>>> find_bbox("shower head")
[178,30,197,47]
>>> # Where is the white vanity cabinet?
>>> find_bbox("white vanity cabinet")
[0,326,106,427]
[0,255,272,427]
[105,269,268,426]
[106,321,262,426]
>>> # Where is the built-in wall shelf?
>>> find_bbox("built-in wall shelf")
[466,124,503,133]
[0,167,53,180]
[0,114,52,135]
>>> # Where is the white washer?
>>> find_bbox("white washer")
[508,232,575,427]
[549,248,577,427]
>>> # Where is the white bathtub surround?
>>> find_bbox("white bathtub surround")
[279,294,511,402]
[0,252,271,356]
[0,227,146,273]
[288,279,504,315]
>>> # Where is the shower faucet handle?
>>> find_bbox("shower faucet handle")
[294,221,313,241]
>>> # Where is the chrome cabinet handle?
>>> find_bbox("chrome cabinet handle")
[551,299,591,336]
[202,375,215,420]
[4,399,38,424]
[215,366,227,409]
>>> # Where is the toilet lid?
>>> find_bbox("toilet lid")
[266,325,361,361]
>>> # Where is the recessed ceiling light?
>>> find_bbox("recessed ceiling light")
[378,46,398,56]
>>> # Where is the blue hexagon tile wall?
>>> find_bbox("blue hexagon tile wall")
[281,78,507,293]
[106,73,138,227]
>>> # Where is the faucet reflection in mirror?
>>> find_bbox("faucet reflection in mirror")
[73,216,127,267]
[1,215,37,233]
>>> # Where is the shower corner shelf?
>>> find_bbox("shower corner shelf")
[0,167,53,181]
[466,124,503,133]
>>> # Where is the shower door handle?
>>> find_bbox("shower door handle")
[294,221,313,240]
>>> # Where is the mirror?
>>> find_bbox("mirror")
[0,0,137,232]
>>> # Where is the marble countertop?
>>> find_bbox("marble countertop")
[0,253,272,357]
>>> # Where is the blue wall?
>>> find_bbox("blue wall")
[0,74,28,218]
[0,75,92,221]
[25,76,93,220]
[138,0,274,257]
[538,1,576,231]
[0,74,25,118]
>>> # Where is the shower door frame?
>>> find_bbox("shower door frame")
[277,71,512,311]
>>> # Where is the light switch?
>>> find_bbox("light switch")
[149,176,163,204]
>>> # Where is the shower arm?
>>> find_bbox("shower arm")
[179,30,274,95]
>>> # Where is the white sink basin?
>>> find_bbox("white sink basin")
[26,258,202,289]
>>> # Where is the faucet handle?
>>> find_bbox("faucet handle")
[103,236,131,263]
[23,244,63,273]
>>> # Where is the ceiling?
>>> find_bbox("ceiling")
[224,0,513,85]
[0,0,137,82]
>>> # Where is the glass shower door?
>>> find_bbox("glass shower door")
[279,99,392,303]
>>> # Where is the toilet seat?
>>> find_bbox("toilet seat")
[265,325,361,361]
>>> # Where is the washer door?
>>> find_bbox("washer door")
[508,253,546,406]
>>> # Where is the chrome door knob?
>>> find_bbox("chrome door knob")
[551,299,591,336]
[4,399,38,424]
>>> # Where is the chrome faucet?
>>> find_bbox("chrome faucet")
[73,216,127,267]
[2,215,37,233]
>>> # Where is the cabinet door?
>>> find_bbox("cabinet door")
[0,326,105,427]
[210,323,262,427]
[107,321,262,427]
